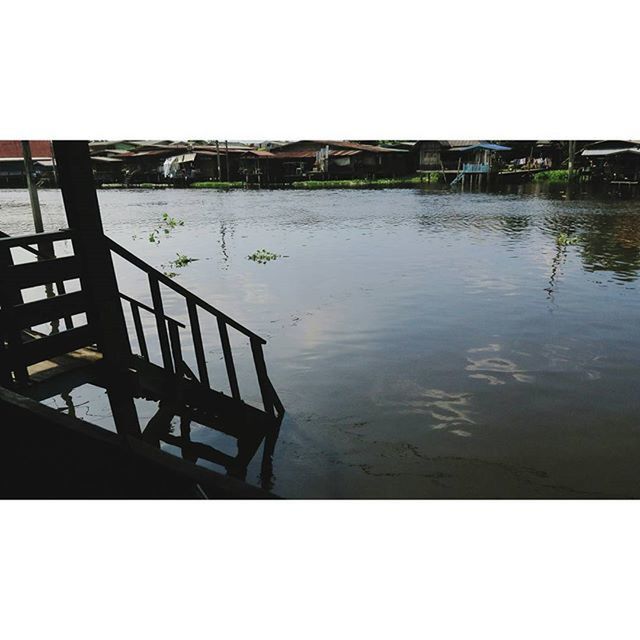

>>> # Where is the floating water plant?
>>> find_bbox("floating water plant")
[248,249,281,264]
[169,253,198,268]
[144,212,185,244]
[160,253,198,277]
[556,233,579,246]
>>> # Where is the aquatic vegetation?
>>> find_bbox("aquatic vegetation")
[248,249,281,264]
[169,253,198,268]
[291,176,427,189]
[160,253,198,277]
[556,232,579,246]
[532,170,570,183]
[190,181,245,189]
[100,183,169,189]
[146,212,185,244]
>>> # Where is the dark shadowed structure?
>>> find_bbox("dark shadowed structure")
[0,141,283,497]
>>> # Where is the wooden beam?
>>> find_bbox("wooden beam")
[52,141,132,366]
[19,325,95,366]
[4,256,81,289]
[9,291,87,330]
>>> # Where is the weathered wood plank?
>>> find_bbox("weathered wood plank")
[18,325,95,366]
[5,256,81,289]
[0,229,73,249]
[8,291,87,330]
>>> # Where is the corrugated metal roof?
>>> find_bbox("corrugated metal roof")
[331,149,361,157]
[451,142,511,152]
[270,150,317,159]
[0,140,52,159]
[168,153,197,164]
[582,148,640,157]
[442,140,478,148]
[243,150,276,158]
[273,140,407,154]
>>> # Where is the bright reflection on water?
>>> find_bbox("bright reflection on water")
[1,183,640,497]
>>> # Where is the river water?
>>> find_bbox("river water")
[1,184,639,497]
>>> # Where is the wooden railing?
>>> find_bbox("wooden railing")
[107,238,284,422]
[0,230,74,317]
[0,229,92,385]
[462,163,491,174]
[0,229,283,421]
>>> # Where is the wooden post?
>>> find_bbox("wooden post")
[568,140,576,181]
[52,142,132,365]
[53,141,140,436]
[21,141,44,234]
[251,337,274,418]
[225,140,230,182]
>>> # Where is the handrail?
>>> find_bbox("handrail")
[108,235,282,421]
[119,292,186,328]
[107,237,266,344]
[0,229,73,249]
[0,229,75,331]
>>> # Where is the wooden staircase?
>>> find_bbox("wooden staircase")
[0,228,284,489]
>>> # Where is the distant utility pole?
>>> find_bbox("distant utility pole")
[21,140,44,233]
[567,140,576,180]
[225,140,230,182]
[216,140,221,181]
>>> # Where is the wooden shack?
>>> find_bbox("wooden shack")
[581,140,640,185]
[0,141,55,187]
[270,140,410,181]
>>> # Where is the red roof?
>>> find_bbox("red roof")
[0,140,53,159]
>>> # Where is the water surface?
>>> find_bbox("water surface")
[1,184,639,497]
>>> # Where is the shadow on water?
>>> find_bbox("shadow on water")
[32,370,282,493]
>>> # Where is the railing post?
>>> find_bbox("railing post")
[187,299,209,387]
[167,319,184,377]
[129,300,149,361]
[251,337,274,418]
[148,274,173,373]
[217,317,240,400]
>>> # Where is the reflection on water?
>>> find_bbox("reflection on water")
[2,182,640,498]
[39,377,280,492]
[466,344,536,384]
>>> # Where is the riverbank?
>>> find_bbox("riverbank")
[531,169,571,183]
[97,175,443,190]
